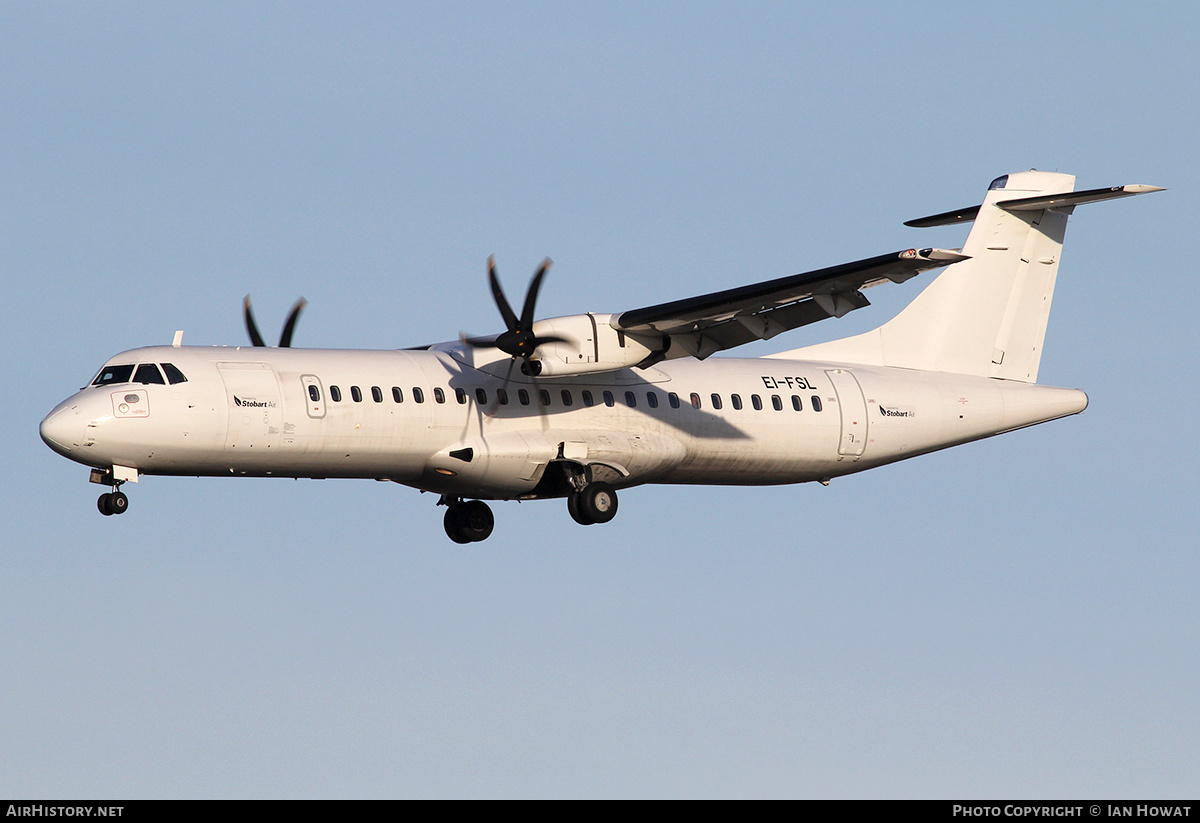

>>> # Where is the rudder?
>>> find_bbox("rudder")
[779,171,1161,382]
[784,171,1076,382]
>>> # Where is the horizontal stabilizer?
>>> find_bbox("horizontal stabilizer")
[905,184,1164,227]
[904,205,981,228]
[995,184,1166,212]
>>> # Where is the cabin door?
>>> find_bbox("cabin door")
[825,368,868,458]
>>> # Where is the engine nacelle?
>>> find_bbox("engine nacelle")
[526,314,664,377]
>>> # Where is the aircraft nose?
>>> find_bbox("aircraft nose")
[40,402,82,456]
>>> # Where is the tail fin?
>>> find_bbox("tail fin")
[780,171,1162,382]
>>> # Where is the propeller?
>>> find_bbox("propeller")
[463,256,567,375]
[243,295,307,347]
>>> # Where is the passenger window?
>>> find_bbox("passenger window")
[791,395,802,411]
[92,364,134,386]
[690,393,702,409]
[160,363,188,384]
[393,387,404,403]
[603,390,615,407]
[434,387,445,404]
[518,389,530,406]
[710,393,722,410]
[308,385,321,402]
[413,387,424,404]
[772,395,782,411]
[582,390,594,407]
[455,387,467,404]
[351,386,363,403]
[539,389,551,407]
[731,394,743,410]
[668,392,680,409]
[561,390,573,407]
[330,385,342,402]
[134,363,166,384]
[811,395,823,412]
[497,388,509,405]
[751,394,763,411]
[646,392,658,408]
[624,391,637,408]
[372,386,383,403]
[476,388,488,405]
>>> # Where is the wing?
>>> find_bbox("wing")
[611,247,967,360]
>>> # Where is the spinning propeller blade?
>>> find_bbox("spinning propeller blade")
[467,257,567,363]
[243,295,307,347]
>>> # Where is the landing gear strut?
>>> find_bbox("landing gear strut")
[91,469,130,517]
[567,481,618,526]
[441,498,495,543]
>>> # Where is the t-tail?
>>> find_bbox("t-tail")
[780,171,1163,382]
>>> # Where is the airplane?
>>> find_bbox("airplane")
[40,171,1162,543]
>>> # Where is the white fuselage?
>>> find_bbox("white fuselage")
[40,342,1088,501]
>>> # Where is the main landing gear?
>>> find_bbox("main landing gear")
[438,481,620,543]
[567,481,618,526]
[441,498,495,544]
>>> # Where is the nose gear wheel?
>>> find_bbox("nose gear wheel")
[97,489,129,516]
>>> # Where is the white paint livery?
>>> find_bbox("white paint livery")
[40,171,1161,541]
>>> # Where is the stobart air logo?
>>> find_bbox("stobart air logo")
[233,395,276,408]
[878,403,915,418]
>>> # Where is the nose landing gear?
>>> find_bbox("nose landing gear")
[97,487,129,516]
[90,469,130,516]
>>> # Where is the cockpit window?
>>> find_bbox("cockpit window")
[988,175,1009,191]
[161,363,188,384]
[134,363,166,384]
[92,364,135,386]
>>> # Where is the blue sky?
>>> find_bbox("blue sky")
[3,2,1197,798]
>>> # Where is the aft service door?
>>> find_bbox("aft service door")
[218,362,283,451]
[825,368,868,458]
